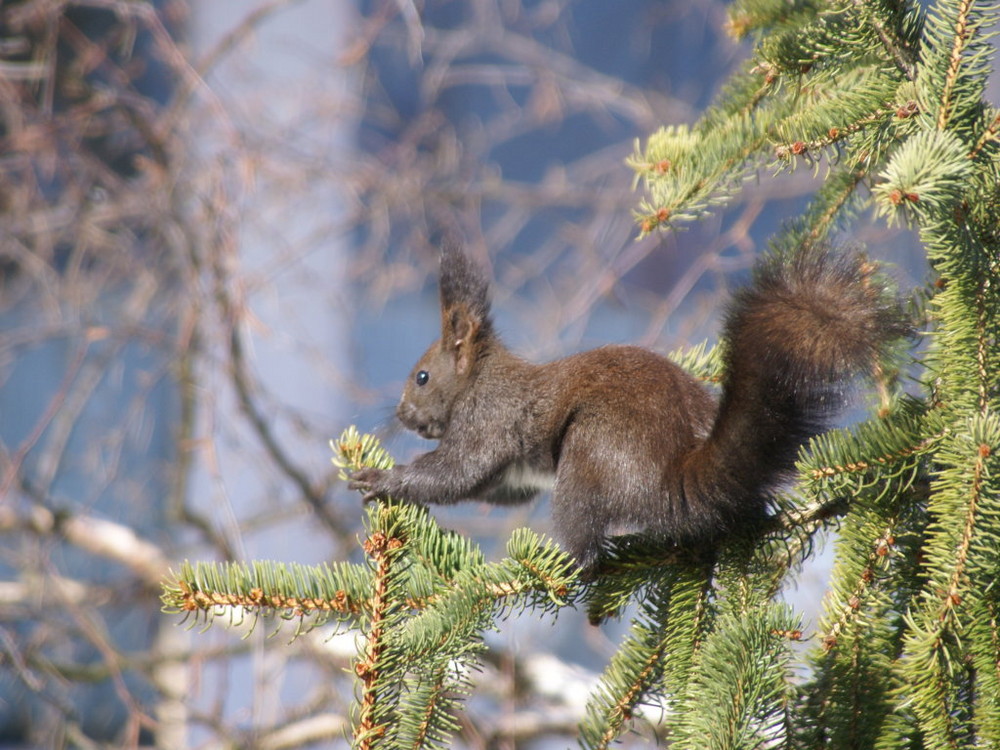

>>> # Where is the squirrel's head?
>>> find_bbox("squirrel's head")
[396,243,494,440]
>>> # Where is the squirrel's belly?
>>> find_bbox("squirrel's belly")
[500,462,557,493]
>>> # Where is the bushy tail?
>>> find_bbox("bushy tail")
[678,244,909,535]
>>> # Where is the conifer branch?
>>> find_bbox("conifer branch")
[773,107,895,161]
[803,401,942,485]
[161,560,372,631]
[935,432,988,624]
[167,573,362,618]
[973,598,1000,742]
[740,71,779,116]
[805,169,868,246]
[593,642,664,749]
[355,529,402,749]
[636,119,774,232]
[975,275,990,411]
[770,496,850,535]
[856,0,919,80]
[819,523,900,652]
[807,432,938,480]
[401,662,454,749]
[968,109,1000,159]
[937,0,977,131]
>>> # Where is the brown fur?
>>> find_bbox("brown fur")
[351,243,907,572]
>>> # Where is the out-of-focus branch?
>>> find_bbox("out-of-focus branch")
[203,213,347,534]
[227,323,344,532]
[255,714,350,750]
[0,503,169,588]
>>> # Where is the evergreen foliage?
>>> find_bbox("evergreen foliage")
[163,0,1000,746]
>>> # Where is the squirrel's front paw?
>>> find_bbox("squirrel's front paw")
[348,468,393,503]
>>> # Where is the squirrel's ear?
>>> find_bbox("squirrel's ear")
[438,242,493,375]
[443,305,482,375]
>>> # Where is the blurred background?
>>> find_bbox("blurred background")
[0,1,923,747]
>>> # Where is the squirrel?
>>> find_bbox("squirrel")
[350,241,907,573]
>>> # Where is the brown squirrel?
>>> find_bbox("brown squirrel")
[350,242,907,572]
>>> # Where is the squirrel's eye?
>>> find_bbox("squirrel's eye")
[415,370,430,386]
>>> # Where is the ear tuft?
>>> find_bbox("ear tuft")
[439,242,493,346]
[440,242,492,323]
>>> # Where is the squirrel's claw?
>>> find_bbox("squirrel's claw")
[348,468,389,503]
